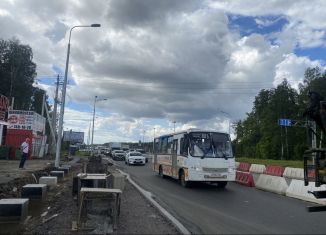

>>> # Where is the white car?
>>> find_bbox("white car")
[125,151,146,165]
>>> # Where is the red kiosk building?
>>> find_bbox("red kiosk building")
[6,110,46,159]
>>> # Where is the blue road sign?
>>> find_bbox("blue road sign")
[279,119,291,126]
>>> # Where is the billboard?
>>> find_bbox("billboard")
[63,131,84,143]
[7,110,45,135]
[8,110,34,131]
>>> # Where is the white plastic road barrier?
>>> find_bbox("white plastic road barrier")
[249,164,266,184]
[255,174,288,195]
[235,162,240,169]
[283,167,304,180]
[283,167,304,186]
[249,164,266,174]
[286,179,326,205]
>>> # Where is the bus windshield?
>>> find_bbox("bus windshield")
[189,132,233,159]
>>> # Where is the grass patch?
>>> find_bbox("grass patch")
[75,151,91,157]
[235,157,304,168]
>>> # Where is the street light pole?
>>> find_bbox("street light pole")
[173,121,176,133]
[153,127,156,154]
[91,96,108,156]
[91,95,97,155]
[55,24,101,167]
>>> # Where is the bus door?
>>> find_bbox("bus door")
[172,139,178,178]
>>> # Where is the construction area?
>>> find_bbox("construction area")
[0,156,179,234]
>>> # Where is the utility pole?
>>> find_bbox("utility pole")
[41,93,45,116]
[153,128,156,154]
[51,75,60,155]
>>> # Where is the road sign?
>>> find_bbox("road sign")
[279,119,292,126]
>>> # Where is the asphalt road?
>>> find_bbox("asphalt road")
[115,160,326,234]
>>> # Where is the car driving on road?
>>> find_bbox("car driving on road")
[136,148,148,163]
[125,151,146,165]
[112,150,126,161]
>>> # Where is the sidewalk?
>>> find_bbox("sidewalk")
[0,159,52,184]
[0,157,181,234]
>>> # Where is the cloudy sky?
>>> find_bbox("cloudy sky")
[1,0,326,144]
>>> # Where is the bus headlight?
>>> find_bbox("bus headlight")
[228,167,236,173]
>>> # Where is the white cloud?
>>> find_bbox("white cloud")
[1,0,326,143]
[274,53,323,89]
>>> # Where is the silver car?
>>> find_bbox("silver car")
[112,150,126,161]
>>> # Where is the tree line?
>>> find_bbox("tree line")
[0,38,48,113]
[233,67,326,160]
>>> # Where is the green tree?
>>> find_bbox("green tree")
[234,79,307,160]
[0,38,41,110]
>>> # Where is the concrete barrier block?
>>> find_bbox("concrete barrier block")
[80,175,109,188]
[57,167,69,174]
[0,198,29,222]
[249,164,266,174]
[50,171,65,180]
[286,179,326,205]
[39,176,57,187]
[255,174,288,195]
[22,184,47,200]
[283,167,304,180]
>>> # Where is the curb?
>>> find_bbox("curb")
[118,169,191,235]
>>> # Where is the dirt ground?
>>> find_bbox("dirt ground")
[0,158,180,235]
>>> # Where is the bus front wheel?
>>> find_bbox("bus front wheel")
[179,170,192,188]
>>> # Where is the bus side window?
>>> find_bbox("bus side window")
[180,137,188,157]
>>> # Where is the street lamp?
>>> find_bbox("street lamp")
[91,96,108,155]
[153,127,156,154]
[55,23,101,167]
[142,129,146,149]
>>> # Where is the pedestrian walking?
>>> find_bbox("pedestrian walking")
[19,138,30,169]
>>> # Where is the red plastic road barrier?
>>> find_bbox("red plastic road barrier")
[308,170,316,179]
[235,171,255,187]
[237,162,251,172]
[264,165,285,177]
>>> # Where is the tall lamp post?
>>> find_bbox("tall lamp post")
[55,24,101,167]
[153,127,156,154]
[91,96,108,155]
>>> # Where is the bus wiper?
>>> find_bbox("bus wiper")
[221,150,229,160]
[216,148,228,160]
